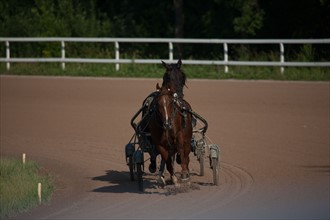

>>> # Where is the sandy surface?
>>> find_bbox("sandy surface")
[1,75,329,219]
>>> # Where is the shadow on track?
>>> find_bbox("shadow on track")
[91,170,206,195]
[91,170,160,194]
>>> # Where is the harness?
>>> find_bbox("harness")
[131,88,206,154]
[132,90,187,149]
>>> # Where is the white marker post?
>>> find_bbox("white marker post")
[38,183,42,204]
[22,153,26,164]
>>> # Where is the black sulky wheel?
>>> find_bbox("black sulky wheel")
[128,156,134,181]
[133,149,144,192]
[136,162,144,192]
[125,143,135,181]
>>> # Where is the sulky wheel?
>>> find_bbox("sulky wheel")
[196,139,206,176]
[209,144,220,186]
[125,143,135,181]
[128,156,134,181]
[133,150,144,192]
[211,158,219,186]
[136,162,144,192]
[199,154,204,176]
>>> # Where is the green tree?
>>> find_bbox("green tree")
[232,0,264,37]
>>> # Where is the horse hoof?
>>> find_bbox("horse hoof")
[148,162,156,173]
[158,175,166,187]
[181,173,190,182]
[171,175,179,184]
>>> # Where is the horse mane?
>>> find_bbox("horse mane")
[161,60,186,98]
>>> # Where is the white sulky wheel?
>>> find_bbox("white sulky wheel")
[211,157,219,186]
[209,144,220,186]
[196,138,206,176]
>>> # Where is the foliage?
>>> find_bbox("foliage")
[232,0,265,37]
[1,0,329,55]
[0,157,54,218]
[0,0,111,37]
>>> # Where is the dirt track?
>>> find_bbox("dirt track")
[1,75,329,219]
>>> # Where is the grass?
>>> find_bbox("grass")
[0,62,329,81]
[0,157,54,218]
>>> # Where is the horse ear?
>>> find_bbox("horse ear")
[161,60,168,69]
[177,59,182,69]
[156,83,161,90]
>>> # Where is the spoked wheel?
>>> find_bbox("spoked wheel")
[128,156,134,181]
[199,154,204,176]
[209,144,220,186]
[211,158,219,186]
[125,143,136,181]
[196,139,206,176]
[136,163,144,192]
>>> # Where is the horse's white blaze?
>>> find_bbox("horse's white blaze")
[163,97,169,122]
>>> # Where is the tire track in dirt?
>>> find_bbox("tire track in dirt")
[116,156,255,218]
[219,162,254,201]
[179,161,254,218]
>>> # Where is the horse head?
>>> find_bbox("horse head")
[161,59,186,98]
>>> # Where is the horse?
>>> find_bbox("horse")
[148,83,193,186]
[140,59,188,175]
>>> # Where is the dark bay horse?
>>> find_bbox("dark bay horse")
[143,59,189,175]
[148,83,193,186]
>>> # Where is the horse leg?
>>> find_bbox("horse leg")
[148,147,159,173]
[181,146,191,182]
[163,153,179,187]
[158,158,166,187]
[180,154,190,181]
[159,148,179,187]
[178,133,190,182]
[157,146,170,187]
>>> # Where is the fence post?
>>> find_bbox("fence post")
[38,182,42,204]
[280,43,285,74]
[224,43,228,73]
[6,41,10,70]
[61,41,65,70]
[115,41,120,71]
[169,42,173,61]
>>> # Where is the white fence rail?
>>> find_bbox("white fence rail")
[1,37,329,73]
